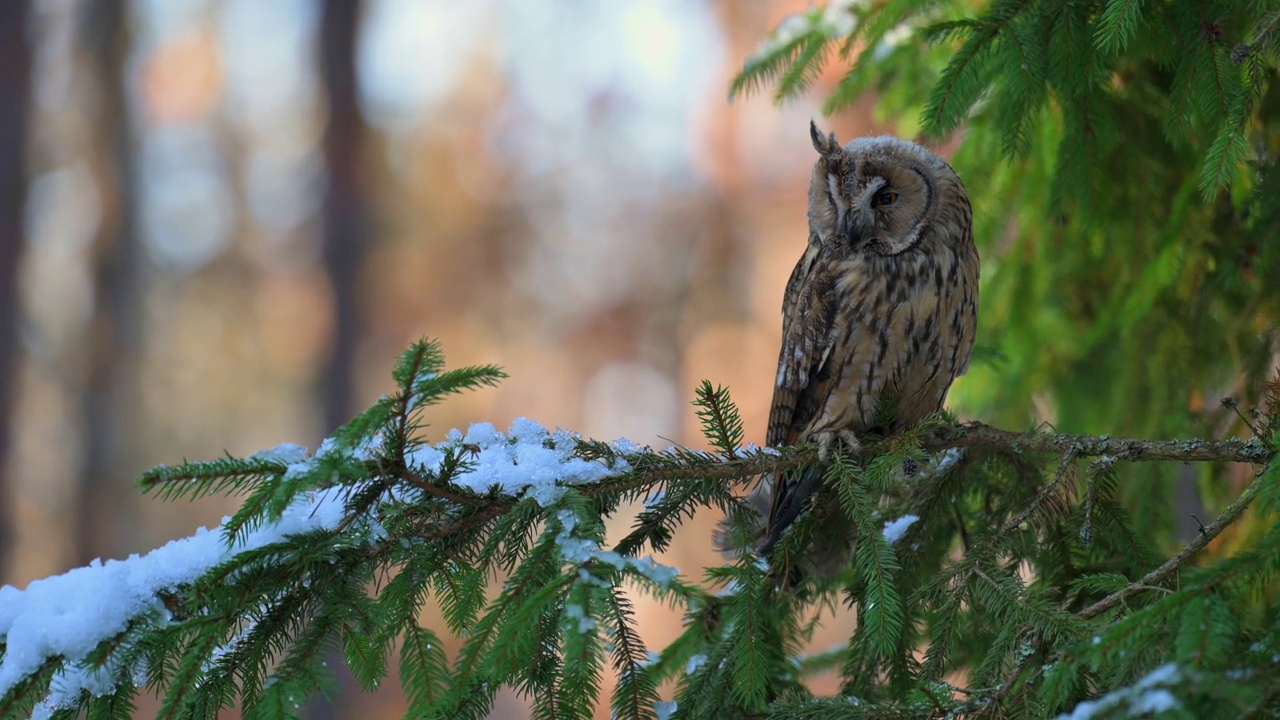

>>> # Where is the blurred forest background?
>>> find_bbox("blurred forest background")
[0,0,887,717]
[1,0,1275,718]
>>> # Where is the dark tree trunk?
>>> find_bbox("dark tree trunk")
[308,1,368,716]
[76,0,142,565]
[0,0,32,580]
[319,0,368,434]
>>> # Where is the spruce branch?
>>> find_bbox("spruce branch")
[9,337,1280,717]
[918,421,1271,464]
[577,421,1266,513]
[1094,0,1148,55]
[1078,462,1269,620]
[400,463,494,507]
[978,631,1044,716]
[692,380,746,459]
[138,455,292,501]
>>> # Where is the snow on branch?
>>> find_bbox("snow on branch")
[0,419,659,718]
[0,482,346,717]
[1,338,1275,717]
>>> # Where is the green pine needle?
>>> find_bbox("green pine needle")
[1094,0,1147,55]
[400,626,451,714]
[692,380,746,458]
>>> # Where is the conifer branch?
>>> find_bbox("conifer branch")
[979,631,1043,716]
[693,381,746,459]
[587,422,1266,507]
[919,421,1271,464]
[8,335,1280,717]
[399,465,494,507]
[1078,463,1267,619]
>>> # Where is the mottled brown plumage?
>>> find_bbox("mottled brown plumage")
[717,122,979,582]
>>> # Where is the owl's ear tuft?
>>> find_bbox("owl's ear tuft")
[810,120,840,158]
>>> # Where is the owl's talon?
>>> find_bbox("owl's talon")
[814,432,833,462]
[837,430,861,456]
[813,431,860,462]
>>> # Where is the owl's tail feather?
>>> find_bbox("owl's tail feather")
[713,464,825,559]
[713,474,773,558]
[717,464,855,592]
[757,464,823,557]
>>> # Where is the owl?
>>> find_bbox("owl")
[717,122,980,582]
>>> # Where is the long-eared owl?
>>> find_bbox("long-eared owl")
[717,122,980,582]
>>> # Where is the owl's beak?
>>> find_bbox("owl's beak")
[839,213,863,247]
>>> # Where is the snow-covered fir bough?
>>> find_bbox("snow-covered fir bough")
[0,338,1277,719]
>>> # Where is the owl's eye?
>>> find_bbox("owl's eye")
[873,190,899,207]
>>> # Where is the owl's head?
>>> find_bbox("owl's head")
[806,121,969,255]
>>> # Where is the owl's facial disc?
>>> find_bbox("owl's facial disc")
[830,175,886,249]
[852,165,934,255]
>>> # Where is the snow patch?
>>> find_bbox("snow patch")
[1058,663,1182,720]
[563,603,596,634]
[554,510,680,588]
[409,418,631,507]
[935,447,964,472]
[686,654,708,675]
[4,418,648,713]
[4,482,346,715]
[250,443,310,464]
[882,515,919,544]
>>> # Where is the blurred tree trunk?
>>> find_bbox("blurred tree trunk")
[76,0,142,565]
[308,1,368,716]
[0,0,32,580]
[319,0,368,434]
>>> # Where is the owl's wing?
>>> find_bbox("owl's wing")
[766,241,840,449]
[757,242,846,557]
